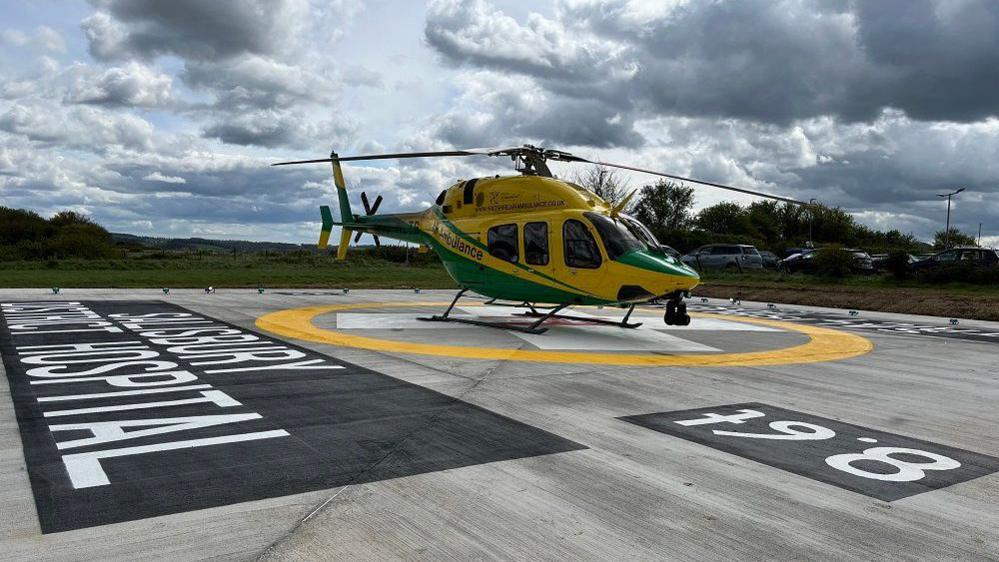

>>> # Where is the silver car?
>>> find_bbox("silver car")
[681,244,765,271]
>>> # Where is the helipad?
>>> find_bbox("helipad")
[256,301,873,366]
[0,289,996,561]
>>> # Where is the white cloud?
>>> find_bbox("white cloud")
[64,62,175,107]
[1,26,65,52]
[142,171,186,184]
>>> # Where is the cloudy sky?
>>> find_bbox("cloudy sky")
[1,0,997,245]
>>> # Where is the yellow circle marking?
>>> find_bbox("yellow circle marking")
[256,302,873,367]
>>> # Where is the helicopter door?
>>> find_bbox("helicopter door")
[557,218,606,302]
[523,220,552,273]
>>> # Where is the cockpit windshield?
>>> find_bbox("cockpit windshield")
[584,212,646,260]
[619,214,661,249]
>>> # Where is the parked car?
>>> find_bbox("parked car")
[911,246,999,271]
[871,252,920,271]
[758,250,780,269]
[779,248,875,274]
[681,244,764,271]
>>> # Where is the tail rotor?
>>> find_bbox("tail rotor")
[353,192,384,247]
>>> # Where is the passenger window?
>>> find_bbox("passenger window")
[563,219,602,269]
[487,224,519,263]
[524,222,549,266]
[937,251,958,262]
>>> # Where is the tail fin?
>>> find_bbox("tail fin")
[328,152,355,260]
[318,205,334,249]
[331,153,354,224]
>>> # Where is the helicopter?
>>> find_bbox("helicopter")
[273,145,805,334]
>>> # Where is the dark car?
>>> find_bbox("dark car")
[779,248,874,274]
[758,250,780,269]
[911,246,999,271]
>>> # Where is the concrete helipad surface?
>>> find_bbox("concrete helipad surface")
[0,289,997,561]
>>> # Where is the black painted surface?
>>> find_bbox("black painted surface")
[621,403,999,501]
[0,301,585,533]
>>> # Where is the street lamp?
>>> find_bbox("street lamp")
[936,188,965,248]
[808,198,818,248]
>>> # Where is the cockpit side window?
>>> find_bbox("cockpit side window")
[487,223,519,263]
[563,219,602,269]
[584,212,645,260]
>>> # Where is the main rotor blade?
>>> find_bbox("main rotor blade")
[373,235,381,248]
[581,157,807,205]
[369,195,383,215]
[271,146,526,167]
[353,231,363,244]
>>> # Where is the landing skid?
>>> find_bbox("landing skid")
[514,304,643,329]
[419,290,642,334]
[482,298,561,312]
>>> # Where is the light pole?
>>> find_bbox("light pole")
[808,198,817,248]
[936,188,965,248]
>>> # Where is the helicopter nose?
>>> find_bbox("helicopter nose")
[619,250,699,279]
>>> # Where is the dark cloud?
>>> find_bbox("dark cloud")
[81,0,348,149]
[427,0,999,126]
[853,0,999,122]
[82,0,297,61]
[201,109,353,149]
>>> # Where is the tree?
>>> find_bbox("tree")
[933,228,976,249]
[572,165,633,211]
[695,202,753,236]
[50,211,99,227]
[746,200,780,243]
[631,180,695,236]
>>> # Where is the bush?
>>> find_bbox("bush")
[812,246,853,277]
[886,249,911,280]
[916,263,999,285]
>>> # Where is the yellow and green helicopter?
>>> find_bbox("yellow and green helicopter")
[273,145,804,334]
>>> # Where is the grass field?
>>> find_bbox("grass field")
[2,256,996,320]
[694,270,999,320]
[0,255,457,289]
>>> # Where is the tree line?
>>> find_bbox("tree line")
[575,167,972,254]
[0,207,117,260]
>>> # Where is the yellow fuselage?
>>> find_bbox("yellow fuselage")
[352,174,700,305]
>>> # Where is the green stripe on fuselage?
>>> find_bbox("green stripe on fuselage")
[430,207,595,298]
[424,235,612,305]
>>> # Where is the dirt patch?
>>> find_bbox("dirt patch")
[692,282,999,321]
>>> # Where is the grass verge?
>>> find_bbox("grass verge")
[693,271,999,321]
